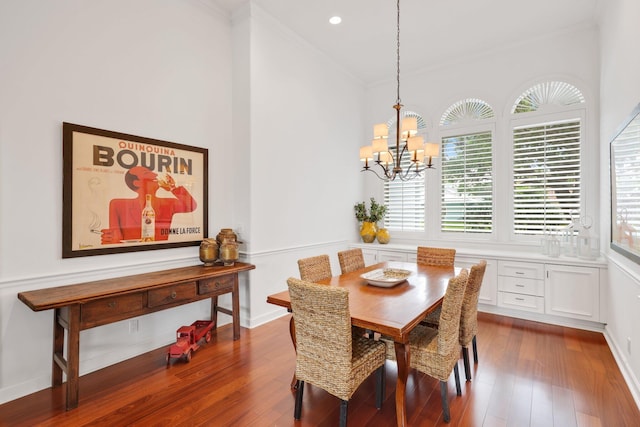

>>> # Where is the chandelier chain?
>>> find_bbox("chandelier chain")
[396,0,401,104]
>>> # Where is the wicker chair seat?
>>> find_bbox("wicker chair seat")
[381,269,468,423]
[298,254,332,282]
[409,324,460,381]
[288,277,386,425]
[421,260,487,382]
[417,246,456,267]
[338,248,365,275]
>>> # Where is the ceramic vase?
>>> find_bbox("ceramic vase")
[360,221,377,243]
[376,227,390,244]
[199,238,219,266]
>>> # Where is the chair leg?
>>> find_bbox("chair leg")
[375,363,385,409]
[472,335,478,364]
[462,346,472,381]
[339,400,348,427]
[440,380,450,423]
[453,362,462,396]
[294,380,304,420]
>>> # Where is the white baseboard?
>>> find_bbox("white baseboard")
[604,328,640,410]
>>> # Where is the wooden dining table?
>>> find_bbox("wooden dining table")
[266,261,458,427]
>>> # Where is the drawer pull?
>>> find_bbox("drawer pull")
[170,291,177,299]
[515,284,525,287]
[515,271,525,275]
[108,301,117,308]
[515,297,525,301]
[215,281,221,288]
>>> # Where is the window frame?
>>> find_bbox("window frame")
[436,121,497,242]
[507,108,586,243]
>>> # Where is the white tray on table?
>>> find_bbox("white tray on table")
[360,268,411,288]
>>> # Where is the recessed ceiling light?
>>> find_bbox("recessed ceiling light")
[329,16,342,25]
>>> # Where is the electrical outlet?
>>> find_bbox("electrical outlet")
[129,319,139,333]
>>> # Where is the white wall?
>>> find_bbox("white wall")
[0,0,234,403]
[598,0,640,403]
[0,0,367,404]
[239,5,367,326]
[363,26,601,252]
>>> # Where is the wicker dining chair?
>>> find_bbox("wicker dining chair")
[297,254,333,282]
[423,260,487,381]
[338,248,365,274]
[287,277,386,427]
[417,246,456,267]
[410,269,468,423]
[380,269,468,423]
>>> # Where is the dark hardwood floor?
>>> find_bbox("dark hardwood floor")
[1,312,638,426]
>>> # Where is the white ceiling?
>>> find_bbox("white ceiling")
[215,0,601,85]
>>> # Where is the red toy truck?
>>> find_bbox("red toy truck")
[167,320,214,363]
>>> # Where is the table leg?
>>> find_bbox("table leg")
[231,280,240,340]
[65,305,81,410]
[211,296,218,329]
[52,309,64,387]
[394,341,409,427]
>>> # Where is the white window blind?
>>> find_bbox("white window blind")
[513,119,581,235]
[611,115,640,241]
[383,146,425,231]
[441,131,493,233]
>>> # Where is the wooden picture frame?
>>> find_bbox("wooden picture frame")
[62,122,208,258]
[610,103,640,264]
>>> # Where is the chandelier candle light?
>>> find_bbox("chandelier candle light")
[360,0,439,181]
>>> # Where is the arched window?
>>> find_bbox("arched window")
[439,99,495,234]
[383,110,427,231]
[510,81,585,236]
[512,81,585,114]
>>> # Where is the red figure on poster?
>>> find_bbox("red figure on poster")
[100,166,197,244]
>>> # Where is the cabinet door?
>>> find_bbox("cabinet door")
[457,257,497,306]
[361,248,378,266]
[545,265,599,322]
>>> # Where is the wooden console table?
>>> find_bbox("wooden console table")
[17,262,255,410]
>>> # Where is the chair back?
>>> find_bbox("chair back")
[417,246,456,267]
[436,269,469,355]
[459,260,487,346]
[297,254,332,282]
[287,278,353,384]
[338,248,365,274]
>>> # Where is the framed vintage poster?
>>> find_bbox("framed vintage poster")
[62,122,208,258]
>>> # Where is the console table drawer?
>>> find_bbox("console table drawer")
[199,275,234,295]
[82,293,145,325]
[148,282,197,308]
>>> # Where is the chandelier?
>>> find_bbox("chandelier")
[360,0,439,181]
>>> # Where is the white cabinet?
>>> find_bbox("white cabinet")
[350,243,606,328]
[378,250,408,262]
[497,260,545,313]
[457,256,497,306]
[361,248,378,266]
[545,264,600,322]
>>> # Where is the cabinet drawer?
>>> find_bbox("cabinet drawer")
[148,282,197,308]
[498,276,544,296]
[199,275,234,295]
[378,251,408,262]
[82,293,144,325]
[498,261,543,280]
[498,291,544,313]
